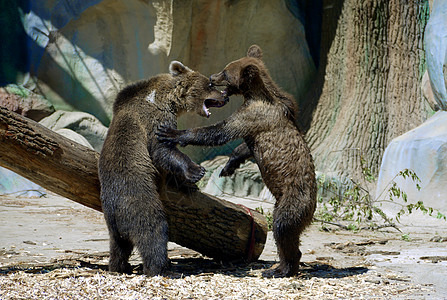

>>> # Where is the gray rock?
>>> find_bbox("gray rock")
[0,85,55,121]
[421,71,439,111]
[198,156,265,199]
[376,111,447,212]
[424,0,447,111]
[39,110,108,152]
[22,0,315,162]
[54,128,94,150]
[258,186,277,204]
[0,167,44,197]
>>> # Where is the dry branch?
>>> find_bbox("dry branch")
[0,106,268,261]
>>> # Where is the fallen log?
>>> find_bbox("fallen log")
[0,106,268,261]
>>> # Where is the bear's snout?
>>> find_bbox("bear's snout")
[210,72,226,86]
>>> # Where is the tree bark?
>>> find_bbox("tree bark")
[305,0,432,179]
[0,106,268,262]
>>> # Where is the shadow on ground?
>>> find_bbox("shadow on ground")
[0,251,367,280]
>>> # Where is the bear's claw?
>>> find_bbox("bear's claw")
[184,164,206,184]
[219,164,236,177]
[156,124,184,145]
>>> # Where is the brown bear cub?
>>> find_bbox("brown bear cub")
[98,61,229,276]
[157,46,317,277]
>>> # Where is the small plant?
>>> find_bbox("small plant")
[377,169,446,223]
[401,233,411,241]
[315,155,446,231]
[256,206,273,230]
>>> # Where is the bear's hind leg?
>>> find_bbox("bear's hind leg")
[109,235,133,274]
[135,214,170,276]
[268,200,308,277]
[272,228,302,277]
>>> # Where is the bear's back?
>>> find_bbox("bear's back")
[113,74,174,114]
[100,74,176,178]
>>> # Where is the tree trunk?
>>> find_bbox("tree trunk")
[0,106,268,262]
[305,0,432,179]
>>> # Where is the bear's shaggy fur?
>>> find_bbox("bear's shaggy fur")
[98,61,228,276]
[157,46,317,277]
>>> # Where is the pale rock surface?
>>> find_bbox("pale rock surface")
[54,128,94,150]
[198,156,264,199]
[421,71,438,111]
[376,111,447,212]
[0,167,44,197]
[424,0,447,111]
[0,85,55,121]
[39,110,108,152]
[24,1,314,135]
[258,187,277,205]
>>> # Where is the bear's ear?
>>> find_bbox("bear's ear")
[169,61,192,76]
[240,64,261,84]
[247,45,262,59]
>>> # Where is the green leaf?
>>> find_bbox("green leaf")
[401,234,411,241]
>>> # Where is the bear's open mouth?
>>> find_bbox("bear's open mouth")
[203,96,229,117]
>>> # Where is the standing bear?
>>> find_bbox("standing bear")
[157,45,317,277]
[98,61,229,276]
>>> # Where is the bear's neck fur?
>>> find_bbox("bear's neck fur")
[240,64,297,123]
[113,74,194,117]
[169,75,194,115]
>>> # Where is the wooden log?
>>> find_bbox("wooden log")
[0,106,268,261]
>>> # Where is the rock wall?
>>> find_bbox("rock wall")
[197,156,265,199]
[0,85,54,121]
[376,1,447,213]
[424,0,447,111]
[2,0,315,194]
[39,110,108,152]
[22,0,315,129]
[376,111,447,212]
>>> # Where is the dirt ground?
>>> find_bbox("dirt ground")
[1,193,446,299]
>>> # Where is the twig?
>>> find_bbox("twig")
[313,218,350,230]
[359,224,401,232]
[313,218,401,232]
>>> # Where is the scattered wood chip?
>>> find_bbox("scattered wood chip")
[419,256,447,263]
[430,236,447,242]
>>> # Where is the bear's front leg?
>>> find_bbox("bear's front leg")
[157,121,235,147]
[156,125,188,147]
[220,142,253,177]
[152,143,205,184]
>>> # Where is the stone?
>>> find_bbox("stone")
[0,85,55,121]
[0,167,44,197]
[54,128,94,150]
[39,110,108,152]
[421,71,438,111]
[258,186,277,205]
[198,156,265,199]
[424,0,447,111]
[376,111,447,212]
[21,0,315,161]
